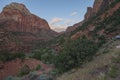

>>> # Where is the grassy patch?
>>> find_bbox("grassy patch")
[108,65,118,78]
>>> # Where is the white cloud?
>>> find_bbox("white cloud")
[64,19,73,25]
[49,17,66,32]
[50,17,63,24]
[49,17,79,32]
[49,24,67,32]
[71,12,78,16]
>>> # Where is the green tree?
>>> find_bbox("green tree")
[54,38,98,73]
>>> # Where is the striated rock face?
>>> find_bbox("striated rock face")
[0,2,58,52]
[0,2,50,33]
[84,7,93,21]
[66,21,83,33]
[67,0,108,32]
[84,0,115,21]
[65,21,83,35]
[71,25,95,40]
[93,0,115,14]
[66,0,115,33]
[84,0,104,21]
[72,0,120,40]
[92,0,104,16]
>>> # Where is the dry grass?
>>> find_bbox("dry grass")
[57,40,120,80]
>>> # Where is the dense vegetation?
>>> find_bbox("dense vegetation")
[31,48,56,64]
[0,50,25,62]
[32,37,100,73]
[54,38,98,73]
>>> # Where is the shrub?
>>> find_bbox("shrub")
[32,48,50,60]
[97,35,106,47]
[27,72,38,80]
[32,48,56,64]
[0,50,15,62]
[0,50,25,62]
[49,69,58,77]
[41,53,55,64]
[35,64,41,70]
[38,74,53,80]
[5,76,14,80]
[19,64,30,76]
[5,76,20,80]
[110,0,120,8]
[31,50,43,60]
[13,52,25,60]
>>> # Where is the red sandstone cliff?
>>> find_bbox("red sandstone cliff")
[0,2,51,33]
[66,21,83,33]
[84,0,115,21]
[71,0,120,40]
[66,0,117,37]
[0,2,58,52]
[84,7,92,21]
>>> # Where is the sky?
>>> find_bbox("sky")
[0,0,94,32]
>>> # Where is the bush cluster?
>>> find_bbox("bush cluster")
[0,50,25,62]
[54,38,98,73]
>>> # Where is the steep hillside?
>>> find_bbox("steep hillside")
[57,39,120,80]
[66,0,113,33]
[70,0,120,40]
[52,0,120,55]
[84,0,114,21]
[55,0,120,80]
[0,2,58,52]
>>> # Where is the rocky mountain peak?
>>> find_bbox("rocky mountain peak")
[84,7,92,21]
[84,0,115,21]
[0,2,51,32]
[0,2,58,52]
[2,2,30,15]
